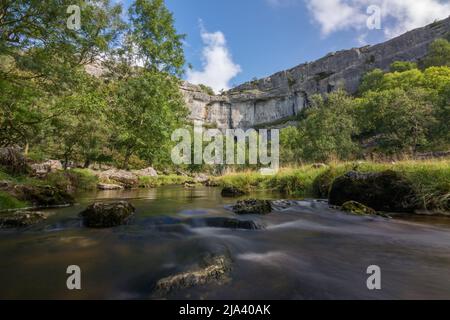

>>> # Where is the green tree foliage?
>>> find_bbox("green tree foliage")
[0,0,123,148]
[294,90,359,162]
[390,61,418,72]
[358,88,437,154]
[107,0,188,169]
[423,38,450,68]
[111,72,187,169]
[129,0,185,76]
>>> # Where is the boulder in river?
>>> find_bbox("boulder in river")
[0,211,47,228]
[80,201,135,228]
[193,173,209,184]
[221,186,247,198]
[97,183,124,190]
[97,169,138,189]
[329,170,418,213]
[232,199,272,215]
[154,254,231,296]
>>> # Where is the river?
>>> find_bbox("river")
[0,186,449,299]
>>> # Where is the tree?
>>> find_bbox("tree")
[295,90,360,162]
[358,68,385,94]
[358,88,437,154]
[129,0,185,76]
[111,71,187,169]
[423,38,450,68]
[0,0,123,149]
[390,61,417,72]
[108,0,188,169]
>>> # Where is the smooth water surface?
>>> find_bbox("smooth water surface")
[0,186,450,300]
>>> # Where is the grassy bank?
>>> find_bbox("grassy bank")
[0,168,98,211]
[138,175,194,188]
[218,160,450,212]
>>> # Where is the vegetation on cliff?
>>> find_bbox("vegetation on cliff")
[281,38,450,164]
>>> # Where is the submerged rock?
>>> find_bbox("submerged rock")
[191,217,265,230]
[0,211,47,228]
[232,199,272,215]
[329,171,418,213]
[221,187,247,198]
[184,182,196,189]
[80,201,135,228]
[154,254,231,296]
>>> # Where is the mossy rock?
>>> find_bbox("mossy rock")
[221,186,247,198]
[0,211,46,228]
[154,254,231,297]
[341,201,376,216]
[232,199,272,215]
[14,184,74,207]
[80,201,135,228]
[313,168,339,198]
[329,170,418,213]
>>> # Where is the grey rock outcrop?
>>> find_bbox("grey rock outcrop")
[181,17,450,129]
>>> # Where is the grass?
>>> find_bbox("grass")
[138,174,194,188]
[0,191,28,211]
[217,160,450,211]
[0,168,99,210]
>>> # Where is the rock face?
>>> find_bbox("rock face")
[329,171,418,213]
[31,160,63,176]
[232,199,273,215]
[181,17,450,129]
[80,201,135,228]
[132,167,158,178]
[96,169,138,189]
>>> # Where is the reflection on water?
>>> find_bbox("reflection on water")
[0,186,450,300]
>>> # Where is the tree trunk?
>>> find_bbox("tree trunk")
[24,141,29,156]
[83,158,91,169]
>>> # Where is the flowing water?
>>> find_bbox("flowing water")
[0,186,450,300]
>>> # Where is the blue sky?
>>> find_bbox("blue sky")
[120,0,450,91]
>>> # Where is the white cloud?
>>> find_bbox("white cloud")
[304,0,450,39]
[186,24,241,93]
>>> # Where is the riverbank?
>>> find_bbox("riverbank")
[1,159,449,214]
[218,160,450,214]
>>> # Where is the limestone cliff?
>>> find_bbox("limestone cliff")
[182,16,450,129]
